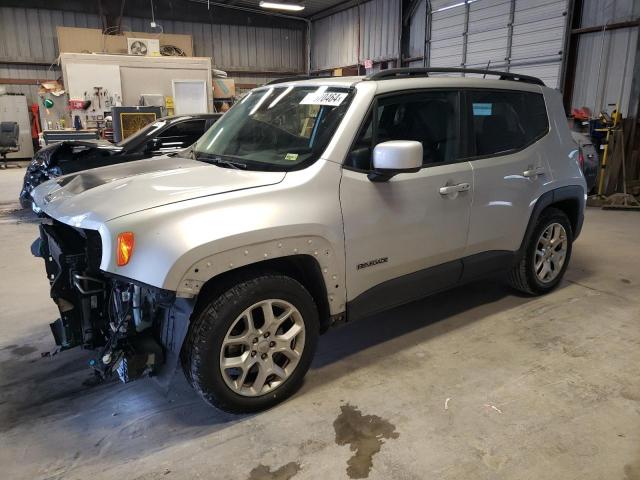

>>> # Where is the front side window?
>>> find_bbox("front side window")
[117,119,167,148]
[194,86,354,170]
[346,91,461,170]
[160,119,206,139]
[467,90,548,157]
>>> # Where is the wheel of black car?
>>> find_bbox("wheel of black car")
[508,207,573,295]
[182,274,319,413]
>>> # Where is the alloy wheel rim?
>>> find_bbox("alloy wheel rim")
[219,299,305,397]
[534,222,567,283]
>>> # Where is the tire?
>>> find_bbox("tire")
[181,273,319,413]
[508,207,573,295]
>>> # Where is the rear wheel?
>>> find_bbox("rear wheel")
[508,208,573,295]
[182,274,319,413]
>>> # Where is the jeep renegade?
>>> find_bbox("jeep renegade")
[30,68,586,413]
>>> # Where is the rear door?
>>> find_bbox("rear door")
[462,88,551,274]
[340,90,473,318]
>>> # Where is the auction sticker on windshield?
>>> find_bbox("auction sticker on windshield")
[300,91,348,106]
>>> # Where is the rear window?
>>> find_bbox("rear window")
[467,90,548,157]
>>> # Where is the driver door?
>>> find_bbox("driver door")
[340,91,473,319]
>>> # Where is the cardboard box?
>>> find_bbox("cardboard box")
[213,78,236,99]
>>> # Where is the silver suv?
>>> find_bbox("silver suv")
[31,68,586,413]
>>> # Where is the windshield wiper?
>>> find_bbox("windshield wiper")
[194,152,248,169]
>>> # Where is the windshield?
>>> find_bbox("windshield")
[193,85,354,170]
[116,119,168,148]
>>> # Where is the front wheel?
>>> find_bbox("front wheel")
[182,274,319,413]
[508,208,573,295]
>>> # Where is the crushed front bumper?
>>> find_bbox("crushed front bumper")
[32,220,194,386]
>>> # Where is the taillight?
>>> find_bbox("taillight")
[578,151,584,170]
[116,232,135,266]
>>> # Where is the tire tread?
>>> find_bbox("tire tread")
[508,207,572,296]
[181,274,317,413]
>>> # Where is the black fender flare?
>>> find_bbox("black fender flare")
[516,185,585,259]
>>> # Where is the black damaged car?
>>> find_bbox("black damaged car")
[20,113,221,208]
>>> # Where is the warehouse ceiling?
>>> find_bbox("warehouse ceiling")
[6,0,356,26]
[207,0,354,18]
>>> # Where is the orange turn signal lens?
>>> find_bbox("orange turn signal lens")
[116,232,135,266]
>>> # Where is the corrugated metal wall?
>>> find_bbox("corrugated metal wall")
[360,0,401,66]
[122,16,304,74]
[0,7,103,104]
[580,0,638,27]
[0,7,102,64]
[408,0,427,64]
[311,8,359,72]
[571,0,640,116]
[310,0,401,72]
[0,6,305,104]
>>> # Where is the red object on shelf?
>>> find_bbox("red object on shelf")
[69,99,85,110]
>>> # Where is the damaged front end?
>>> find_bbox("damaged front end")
[32,219,194,386]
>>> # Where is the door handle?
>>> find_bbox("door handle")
[439,182,470,195]
[523,167,546,178]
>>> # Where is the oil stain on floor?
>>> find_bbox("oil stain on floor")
[9,345,38,357]
[333,404,399,479]
[247,462,301,480]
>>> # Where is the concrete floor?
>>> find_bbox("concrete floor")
[0,168,639,480]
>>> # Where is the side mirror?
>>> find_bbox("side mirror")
[145,137,161,152]
[368,140,422,182]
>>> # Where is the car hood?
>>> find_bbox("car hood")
[46,139,120,154]
[31,155,286,225]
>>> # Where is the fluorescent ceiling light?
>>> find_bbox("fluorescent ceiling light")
[259,1,305,12]
[434,0,477,13]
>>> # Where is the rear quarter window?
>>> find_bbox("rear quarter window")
[467,90,548,157]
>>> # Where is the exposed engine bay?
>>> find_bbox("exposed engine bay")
[32,219,194,386]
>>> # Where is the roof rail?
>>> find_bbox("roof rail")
[265,75,314,86]
[364,67,545,86]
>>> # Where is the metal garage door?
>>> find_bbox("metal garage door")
[466,0,511,69]
[424,0,569,87]
[510,0,569,87]
[429,0,466,69]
